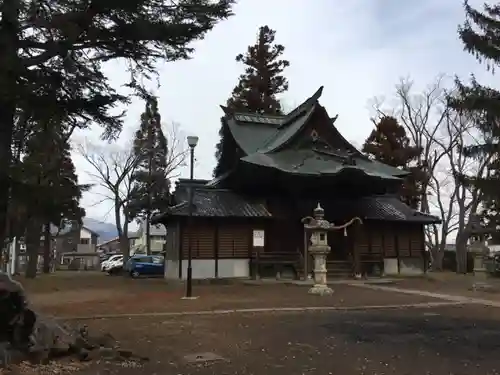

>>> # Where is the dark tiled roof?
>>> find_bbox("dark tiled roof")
[153,186,439,225]
[151,189,271,223]
[323,196,440,224]
[241,149,406,181]
[224,87,324,155]
[360,196,440,224]
[222,86,408,181]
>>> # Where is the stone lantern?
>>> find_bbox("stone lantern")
[302,203,362,296]
[467,214,491,280]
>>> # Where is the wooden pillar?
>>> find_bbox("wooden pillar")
[381,229,385,259]
[214,222,219,278]
[252,229,264,280]
[303,229,308,280]
[395,232,401,274]
[353,227,361,277]
[178,220,184,279]
[408,226,412,258]
[421,225,427,274]
[255,244,261,280]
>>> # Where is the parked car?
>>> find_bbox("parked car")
[107,257,124,275]
[125,255,164,278]
[100,252,120,262]
[101,254,122,272]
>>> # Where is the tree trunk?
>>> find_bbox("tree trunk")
[42,222,51,273]
[0,0,21,248]
[430,246,444,271]
[455,232,469,274]
[25,220,41,279]
[114,199,130,267]
[120,235,130,264]
[0,105,15,248]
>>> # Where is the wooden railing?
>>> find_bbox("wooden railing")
[251,251,300,264]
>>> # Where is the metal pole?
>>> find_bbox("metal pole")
[186,146,195,298]
[10,236,17,275]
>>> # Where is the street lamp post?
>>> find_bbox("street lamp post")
[185,135,198,298]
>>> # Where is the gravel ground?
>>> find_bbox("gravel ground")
[8,273,500,374]
[31,283,445,317]
[391,275,500,301]
[57,304,500,375]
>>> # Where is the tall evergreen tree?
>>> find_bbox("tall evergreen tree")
[129,97,170,255]
[362,116,425,208]
[13,121,86,277]
[449,2,500,240]
[0,0,234,247]
[213,25,290,177]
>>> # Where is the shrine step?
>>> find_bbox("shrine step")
[327,261,352,278]
[296,261,353,279]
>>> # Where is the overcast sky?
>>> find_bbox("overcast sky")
[73,0,490,224]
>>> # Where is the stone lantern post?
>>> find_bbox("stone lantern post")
[302,203,362,296]
[467,214,491,280]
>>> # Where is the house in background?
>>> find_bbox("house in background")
[14,223,101,272]
[131,220,166,255]
[54,225,99,254]
[58,225,100,270]
[97,233,139,254]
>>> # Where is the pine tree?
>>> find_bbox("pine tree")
[449,2,500,240]
[129,97,170,254]
[213,25,290,177]
[0,0,234,247]
[362,116,424,208]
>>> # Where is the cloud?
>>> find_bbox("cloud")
[74,0,491,222]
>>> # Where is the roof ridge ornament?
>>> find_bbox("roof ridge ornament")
[279,86,324,128]
[220,105,233,115]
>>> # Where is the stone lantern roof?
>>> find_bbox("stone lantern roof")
[468,214,494,235]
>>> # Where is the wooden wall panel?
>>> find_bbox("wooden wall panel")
[218,223,250,258]
[354,225,369,254]
[397,226,411,257]
[409,225,424,255]
[181,222,215,259]
[383,226,396,257]
[370,226,383,254]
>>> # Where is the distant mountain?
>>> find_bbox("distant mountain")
[82,218,118,243]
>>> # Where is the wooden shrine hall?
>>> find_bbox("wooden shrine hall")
[153,87,440,280]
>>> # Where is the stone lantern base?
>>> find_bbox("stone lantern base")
[472,252,488,280]
[308,284,333,295]
[308,250,333,296]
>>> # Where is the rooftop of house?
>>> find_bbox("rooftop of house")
[98,233,139,246]
[42,223,99,238]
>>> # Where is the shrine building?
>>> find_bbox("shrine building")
[152,87,440,280]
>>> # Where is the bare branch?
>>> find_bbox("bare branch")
[163,121,188,179]
[75,138,141,243]
[371,75,488,268]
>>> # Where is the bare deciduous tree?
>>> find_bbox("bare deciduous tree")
[371,76,450,264]
[428,108,491,271]
[76,122,187,263]
[77,140,140,263]
[371,75,490,271]
[160,121,188,180]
